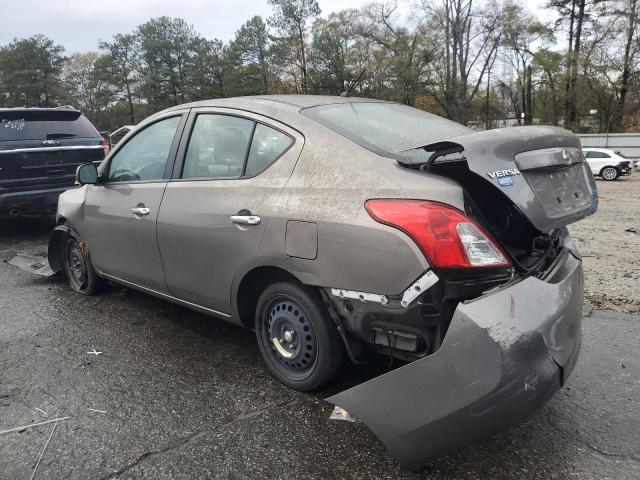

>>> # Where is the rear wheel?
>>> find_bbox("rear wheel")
[255,282,344,391]
[601,166,619,181]
[63,236,102,295]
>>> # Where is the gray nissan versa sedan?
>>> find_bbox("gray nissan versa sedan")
[46,95,597,467]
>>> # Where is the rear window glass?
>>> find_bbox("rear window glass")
[302,102,471,161]
[0,110,98,142]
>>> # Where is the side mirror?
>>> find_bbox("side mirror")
[76,163,99,185]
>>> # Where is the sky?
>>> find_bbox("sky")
[0,0,399,53]
[1,0,551,54]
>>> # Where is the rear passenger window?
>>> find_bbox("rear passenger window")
[183,115,253,179]
[245,124,293,176]
[585,151,610,159]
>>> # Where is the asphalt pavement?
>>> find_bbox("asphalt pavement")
[1,216,639,479]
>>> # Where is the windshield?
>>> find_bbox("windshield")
[302,102,471,161]
[0,110,98,142]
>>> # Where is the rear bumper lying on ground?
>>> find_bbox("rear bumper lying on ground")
[327,247,583,468]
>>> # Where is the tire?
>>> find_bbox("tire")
[600,166,619,181]
[62,235,102,295]
[255,282,344,392]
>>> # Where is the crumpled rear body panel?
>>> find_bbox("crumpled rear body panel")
[327,248,583,468]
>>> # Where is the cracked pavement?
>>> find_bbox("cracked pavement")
[1,216,639,479]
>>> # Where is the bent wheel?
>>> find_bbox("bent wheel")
[255,282,344,391]
[63,236,101,295]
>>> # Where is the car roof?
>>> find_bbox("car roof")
[159,95,391,117]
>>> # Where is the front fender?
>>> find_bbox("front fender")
[47,225,81,274]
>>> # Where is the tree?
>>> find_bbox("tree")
[549,0,599,128]
[268,0,320,93]
[137,17,202,109]
[60,52,115,125]
[191,38,228,99]
[422,0,503,124]
[612,0,640,129]
[0,35,65,107]
[97,34,141,124]
[500,2,553,125]
[309,10,361,95]
[358,3,436,105]
[226,16,271,95]
[533,48,564,125]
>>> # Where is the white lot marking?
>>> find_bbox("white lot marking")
[30,420,58,480]
[86,349,102,355]
[33,407,48,417]
[0,417,69,435]
[87,408,106,414]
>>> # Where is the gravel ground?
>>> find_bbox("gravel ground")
[569,174,640,313]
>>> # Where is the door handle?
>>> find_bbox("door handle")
[230,215,261,225]
[131,206,150,216]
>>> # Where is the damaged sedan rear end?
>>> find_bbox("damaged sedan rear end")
[39,96,596,468]
[304,101,596,467]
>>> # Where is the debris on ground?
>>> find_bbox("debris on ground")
[30,420,59,480]
[33,407,48,417]
[329,406,357,422]
[0,417,69,435]
[7,253,54,277]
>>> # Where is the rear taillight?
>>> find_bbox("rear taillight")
[365,199,511,269]
[100,139,110,157]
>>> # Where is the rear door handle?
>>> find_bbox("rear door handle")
[131,206,150,216]
[230,215,261,225]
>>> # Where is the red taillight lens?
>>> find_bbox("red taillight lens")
[365,199,511,269]
[100,139,110,157]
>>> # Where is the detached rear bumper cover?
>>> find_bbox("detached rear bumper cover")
[327,248,583,468]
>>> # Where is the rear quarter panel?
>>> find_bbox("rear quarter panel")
[254,119,464,297]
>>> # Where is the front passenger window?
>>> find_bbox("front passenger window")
[108,116,181,183]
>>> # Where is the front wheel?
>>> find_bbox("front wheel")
[63,236,102,295]
[255,282,344,391]
[601,166,619,181]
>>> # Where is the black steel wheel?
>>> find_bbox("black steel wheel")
[255,282,344,391]
[63,235,101,295]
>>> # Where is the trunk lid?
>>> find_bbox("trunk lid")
[400,126,597,272]
[425,126,597,233]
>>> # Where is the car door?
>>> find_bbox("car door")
[157,108,302,315]
[82,112,187,292]
[584,150,609,174]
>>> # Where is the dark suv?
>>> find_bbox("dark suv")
[0,107,108,216]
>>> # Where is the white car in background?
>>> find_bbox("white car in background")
[582,148,633,180]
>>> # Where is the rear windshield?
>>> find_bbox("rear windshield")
[0,110,98,142]
[302,102,471,161]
